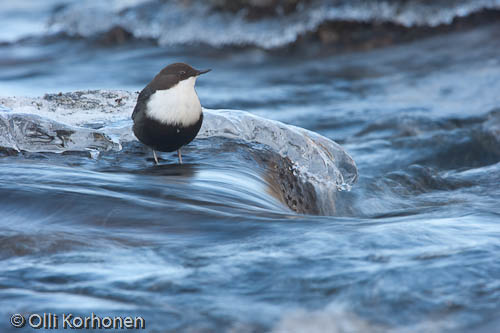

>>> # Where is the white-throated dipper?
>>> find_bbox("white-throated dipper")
[132,62,210,164]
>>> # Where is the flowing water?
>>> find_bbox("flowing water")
[1,1,500,332]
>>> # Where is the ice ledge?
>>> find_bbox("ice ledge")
[1,90,358,214]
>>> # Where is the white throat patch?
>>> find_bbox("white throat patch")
[146,76,202,126]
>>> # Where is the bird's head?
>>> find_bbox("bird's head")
[143,62,210,125]
[159,63,211,83]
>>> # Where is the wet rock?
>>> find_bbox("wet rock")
[263,154,320,214]
[206,1,500,51]
[97,26,134,45]
[209,0,310,19]
[303,9,500,53]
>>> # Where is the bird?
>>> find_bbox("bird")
[132,62,210,164]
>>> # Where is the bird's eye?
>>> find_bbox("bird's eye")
[179,71,186,75]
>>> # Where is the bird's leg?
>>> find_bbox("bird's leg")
[177,149,183,164]
[152,149,159,165]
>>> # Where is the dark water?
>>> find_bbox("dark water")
[1,1,500,332]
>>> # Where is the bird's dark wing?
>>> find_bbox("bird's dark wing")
[132,83,155,120]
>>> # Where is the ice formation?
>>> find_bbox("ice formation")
[1,90,358,215]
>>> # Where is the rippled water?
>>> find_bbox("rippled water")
[1,1,500,332]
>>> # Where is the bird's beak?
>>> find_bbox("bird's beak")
[196,69,211,76]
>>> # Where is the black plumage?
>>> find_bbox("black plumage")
[132,111,203,153]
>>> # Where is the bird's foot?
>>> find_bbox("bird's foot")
[177,149,183,164]
[153,150,159,165]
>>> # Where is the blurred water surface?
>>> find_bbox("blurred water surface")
[1,1,500,332]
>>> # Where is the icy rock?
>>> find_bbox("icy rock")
[1,90,357,215]
[200,110,357,192]
[0,113,120,154]
[0,90,136,126]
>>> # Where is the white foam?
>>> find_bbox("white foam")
[272,303,456,333]
[273,305,377,333]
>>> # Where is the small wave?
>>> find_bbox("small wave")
[0,0,63,43]
[272,302,458,333]
[273,304,379,333]
[353,110,500,170]
[45,0,500,48]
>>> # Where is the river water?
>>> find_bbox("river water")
[1,1,500,332]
